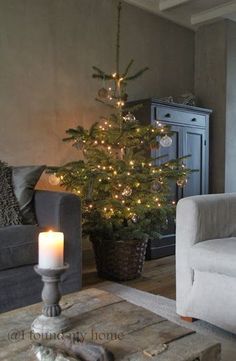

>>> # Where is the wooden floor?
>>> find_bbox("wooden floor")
[83,254,176,300]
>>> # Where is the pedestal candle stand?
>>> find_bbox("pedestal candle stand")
[31,263,70,335]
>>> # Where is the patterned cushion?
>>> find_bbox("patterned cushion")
[0,162,22,227]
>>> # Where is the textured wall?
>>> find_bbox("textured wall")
[195,20,236,194]
[225,21,236,193]
[195,21,227,193]
[0,0,194,188]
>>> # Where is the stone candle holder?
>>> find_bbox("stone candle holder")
[31,263,70,335]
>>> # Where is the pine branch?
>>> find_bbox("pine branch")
[123,59,134,78]
[125,67,149,81]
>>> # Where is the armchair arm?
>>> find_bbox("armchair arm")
[176,193,236,316]
[34,191,81,276]
[176,193,236,248]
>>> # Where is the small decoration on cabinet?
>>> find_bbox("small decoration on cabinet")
[160,135,172,148]
[175,93,197,106]
[159,96,174,103]
[159,93,197,106]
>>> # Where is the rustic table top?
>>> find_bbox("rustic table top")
[0,288,220,361]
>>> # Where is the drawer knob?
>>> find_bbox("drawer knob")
[191,117,197,122]
[165,113,171,118]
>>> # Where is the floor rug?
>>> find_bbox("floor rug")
[98,281,236,361]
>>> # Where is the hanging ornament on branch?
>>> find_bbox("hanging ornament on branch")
[98,87,108,99]
[48,173,61,186]
[131,214,138,223]
[176,177,188,187]
[123,112,136,123]
[73,139,85,150]
[122,186,132,197]
[160,134,173,148]
[151,180,161,192]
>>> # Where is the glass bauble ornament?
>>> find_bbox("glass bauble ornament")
[98,87,108,98]
[176,178,188,187]
[123,112,136,123]
[73,140,84,150]
[160,135,173,148]
[131,214,138,223]
[151,180,161,192]
[122,186,132,197]
[48,173,60,186]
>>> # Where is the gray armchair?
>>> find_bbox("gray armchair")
[0,190,82,313]
[176,193,236,334]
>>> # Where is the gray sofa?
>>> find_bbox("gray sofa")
[176,193,236,334]
[0,190,82,313]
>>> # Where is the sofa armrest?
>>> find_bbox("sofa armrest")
[176,193,236,316]
[34,190,81,274]
[176,193,236,248]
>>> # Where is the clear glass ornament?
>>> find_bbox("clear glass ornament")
[176,178,188,187]
[160,135,172,148]
[122,186,132,197]
[131,214,138,223]
[151,180,161,192]
[73,140,84,150]
[123,112,136,123]
[48,173,60,186]
[98,87,108,98]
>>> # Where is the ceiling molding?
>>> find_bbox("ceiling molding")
[159,0,191,11]
[191,1,236,25]
[123,0,193,30]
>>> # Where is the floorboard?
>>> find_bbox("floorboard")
[83,253,176,300]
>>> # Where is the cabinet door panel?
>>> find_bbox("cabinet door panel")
[153,125,183,201]
[183,127,206,197]
[153,125,182,164]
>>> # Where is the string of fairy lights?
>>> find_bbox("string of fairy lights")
[48,92,188,221]
[48,1,189,224]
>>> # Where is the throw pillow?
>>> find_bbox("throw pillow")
[12,165,46,224]
[0,162,23,227]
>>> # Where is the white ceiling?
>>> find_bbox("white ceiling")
[124,0,236,30]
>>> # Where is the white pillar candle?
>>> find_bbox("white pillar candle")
[38,230,64,269]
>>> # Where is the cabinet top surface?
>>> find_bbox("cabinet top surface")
[130,98,212,114]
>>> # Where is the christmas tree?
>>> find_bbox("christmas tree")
[49,1,190,242]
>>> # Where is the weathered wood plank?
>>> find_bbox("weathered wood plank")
[0,288,220,361]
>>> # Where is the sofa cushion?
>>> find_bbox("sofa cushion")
[12,165,46,225]
[0,225,43,271]
[189,237,236,277]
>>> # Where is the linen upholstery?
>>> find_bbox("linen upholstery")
[176,193,236,334]
[189,238,236,277]
[0,190,82,312]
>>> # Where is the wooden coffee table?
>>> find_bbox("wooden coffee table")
[0,288,220,360]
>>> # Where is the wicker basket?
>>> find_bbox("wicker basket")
[91,238,148,281]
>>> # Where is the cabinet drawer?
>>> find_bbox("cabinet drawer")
[156,107,206,127]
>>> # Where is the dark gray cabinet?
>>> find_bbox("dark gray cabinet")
[129,98,212,259]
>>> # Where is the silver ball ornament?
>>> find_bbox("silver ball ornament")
[160,135,173,148]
